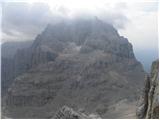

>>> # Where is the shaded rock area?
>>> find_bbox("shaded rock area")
[1,57,14,96]
[137,60,159,119]
[2,17,145,118]
[1,41,33,59]
[1,41,33,96]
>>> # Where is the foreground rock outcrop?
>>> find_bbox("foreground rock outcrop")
[3,17,145,118]
[137,60,159,119]
[54,106,88,119]
[54,106,101,119]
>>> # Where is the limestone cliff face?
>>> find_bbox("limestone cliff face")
[3,18,145,118]
[137,60,159,119]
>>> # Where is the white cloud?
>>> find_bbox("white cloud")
[1,0,158,52]
[118,2,158,51]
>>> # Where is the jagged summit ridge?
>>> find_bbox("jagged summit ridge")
[33,17,134,59]
[12,18,136,77]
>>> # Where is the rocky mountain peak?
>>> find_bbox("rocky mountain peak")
[32,17,134,60]
[2,17,145,118]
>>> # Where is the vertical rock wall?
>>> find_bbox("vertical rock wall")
[137,60,159,119]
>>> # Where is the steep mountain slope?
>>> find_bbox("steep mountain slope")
[1,57,14,95]
[3,18,145,118]
[1,41,33,59]
[137,60,159,119]
[1,41,33,95]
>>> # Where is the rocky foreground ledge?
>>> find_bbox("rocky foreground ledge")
[137,60,159,119]
[53,106,101,119]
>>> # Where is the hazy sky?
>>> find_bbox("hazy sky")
[1,0,158,49]
[0,0,159,70]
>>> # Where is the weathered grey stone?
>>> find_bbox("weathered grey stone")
[54,106,89,119]
[137,60,159,119]
[136,75,150,118]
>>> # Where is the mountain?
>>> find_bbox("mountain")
[137,60,159,119]
[1,41,33,95]
[1,41,33,59]
[2,17,145,118]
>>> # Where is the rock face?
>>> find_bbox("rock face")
[1,41,33,59]
[1,57,14,95]
[3,18,145,118]
[137,60,159,119]
[1,41,32,96]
